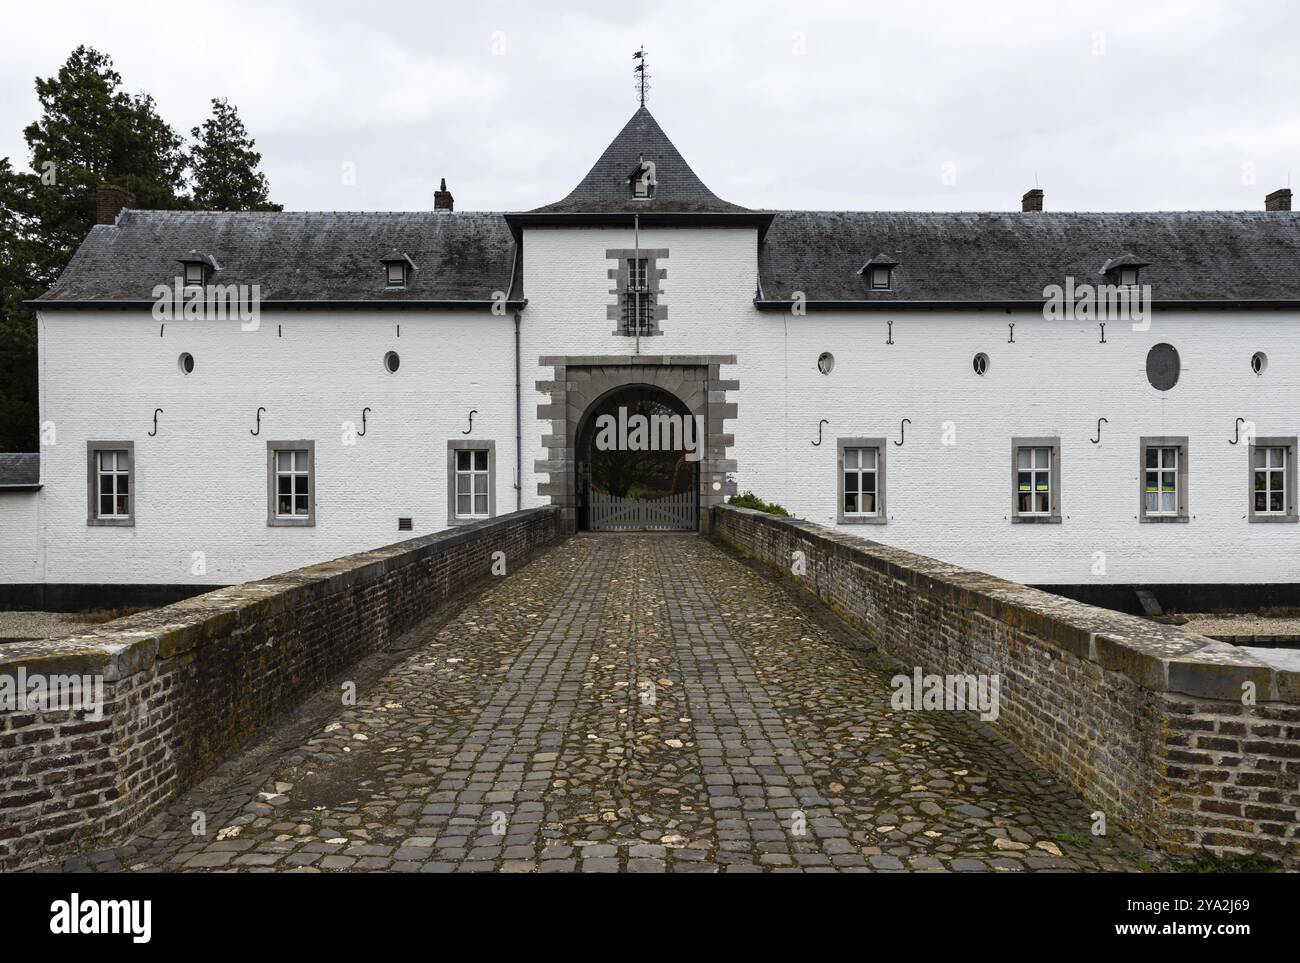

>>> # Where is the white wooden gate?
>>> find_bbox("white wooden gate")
[589,489,697,531]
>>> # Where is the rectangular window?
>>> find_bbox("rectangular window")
[622,258,654,335]
[447,440,496,525]
[1016,447,1052,515]
[1248,437,1297,523]
[455,449,490,518]
[87,441,134,526]
[275,450,311,517]
[869,267,891,290]
[1011,437,1061,523]
[386,262,406,286]
[843,448,878,515]
[1254,447,1287,514]
[266,440,315,527]
[837,438,887,525]
[183,261,204,287]
[1139,437,1189,522]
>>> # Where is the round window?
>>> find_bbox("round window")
[817,352,834,375]
[973,352,989,376]
[178,352,194,375]
[1145,343,1180,391]
[384,351,400,373]
[1251,351,1268,375]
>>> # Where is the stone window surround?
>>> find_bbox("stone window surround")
[535,355,738,531]
[836,437,887,525]
[447,439,497,525]
[1011,436,1062,524]
[606,247,668,336]
[266,440,315,528]
[86,440,135,527]
[1139,436,1190,523]
[1247,435,1299,523]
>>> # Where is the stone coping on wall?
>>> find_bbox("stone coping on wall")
[713,505,1298,704]
[0,508,559,682]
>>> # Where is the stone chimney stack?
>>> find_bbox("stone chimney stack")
[96,184,135,225]
[1265,188,1292,212]
[434,178,454,212]
[1021,188,1044,212]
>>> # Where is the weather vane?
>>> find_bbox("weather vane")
[633,46,649,107]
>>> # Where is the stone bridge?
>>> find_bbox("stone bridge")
[3,508,1297,872]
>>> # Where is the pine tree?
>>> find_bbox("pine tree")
[190,98,281,211]
[0,45,190,450]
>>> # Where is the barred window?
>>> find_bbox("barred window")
[622,258,654,335]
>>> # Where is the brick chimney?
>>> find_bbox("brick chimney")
[434,178,453,212]
[1265,188,1292,212]
[95,184,135,225]
[1021,188,1044,212]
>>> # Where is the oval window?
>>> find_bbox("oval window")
[817,352,834,375]
[1251,351,1267,375]
[973,352,989,376]
[1145,343,1180,391]
[178,352,194,375]
[384,351,400,373]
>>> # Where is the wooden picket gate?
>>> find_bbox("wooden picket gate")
[589,489,697,531]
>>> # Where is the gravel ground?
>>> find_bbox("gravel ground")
[1182,613,1300,637]
[0,611,97,643]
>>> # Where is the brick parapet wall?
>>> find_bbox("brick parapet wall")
[0,507,562,871]
[711,505,1299,866]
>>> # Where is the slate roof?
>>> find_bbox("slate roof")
[530,107,747,214]
[0,453,40,489]
[757,210,1300,303]
[37,211,519,304]
[33,108,1300,308]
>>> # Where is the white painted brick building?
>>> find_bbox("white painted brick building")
[4,107,1299,609]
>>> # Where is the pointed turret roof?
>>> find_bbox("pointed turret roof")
[531,107,747,214]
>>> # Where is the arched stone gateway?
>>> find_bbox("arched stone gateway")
[535,355,738,531]
[576,384,698,530]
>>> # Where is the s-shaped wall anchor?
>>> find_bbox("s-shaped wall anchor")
[812,419,829,446]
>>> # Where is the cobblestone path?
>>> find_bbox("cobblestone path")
[59,534,1144,873]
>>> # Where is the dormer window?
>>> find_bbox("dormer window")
[858,253,899,291]
[381,252,415,288]
[1101,254,1148,288]
[178,252,217,288]
[629,158,656,200]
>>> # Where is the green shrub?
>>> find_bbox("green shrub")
[727,491,791,516]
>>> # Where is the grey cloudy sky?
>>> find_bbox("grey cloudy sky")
[3,0,1298,213]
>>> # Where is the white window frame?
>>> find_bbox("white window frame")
[447,440,496,524]
[1145,446,1178,516]
[266,440,315,527]
[455,449,490,519]
[87,441,135,527]
[1254,446,1288,516]
[1011,437,1062,523]
[1139,436,1189,523]
[1247,437,1297,523]
[836,437,887,525]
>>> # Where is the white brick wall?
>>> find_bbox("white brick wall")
[23,310,517,585]
[8,224,1298,588]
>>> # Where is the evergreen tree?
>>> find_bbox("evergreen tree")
[190,98,281,211]
[0,45,190,450]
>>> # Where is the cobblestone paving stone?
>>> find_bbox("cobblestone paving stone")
[54,533,1147,873]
